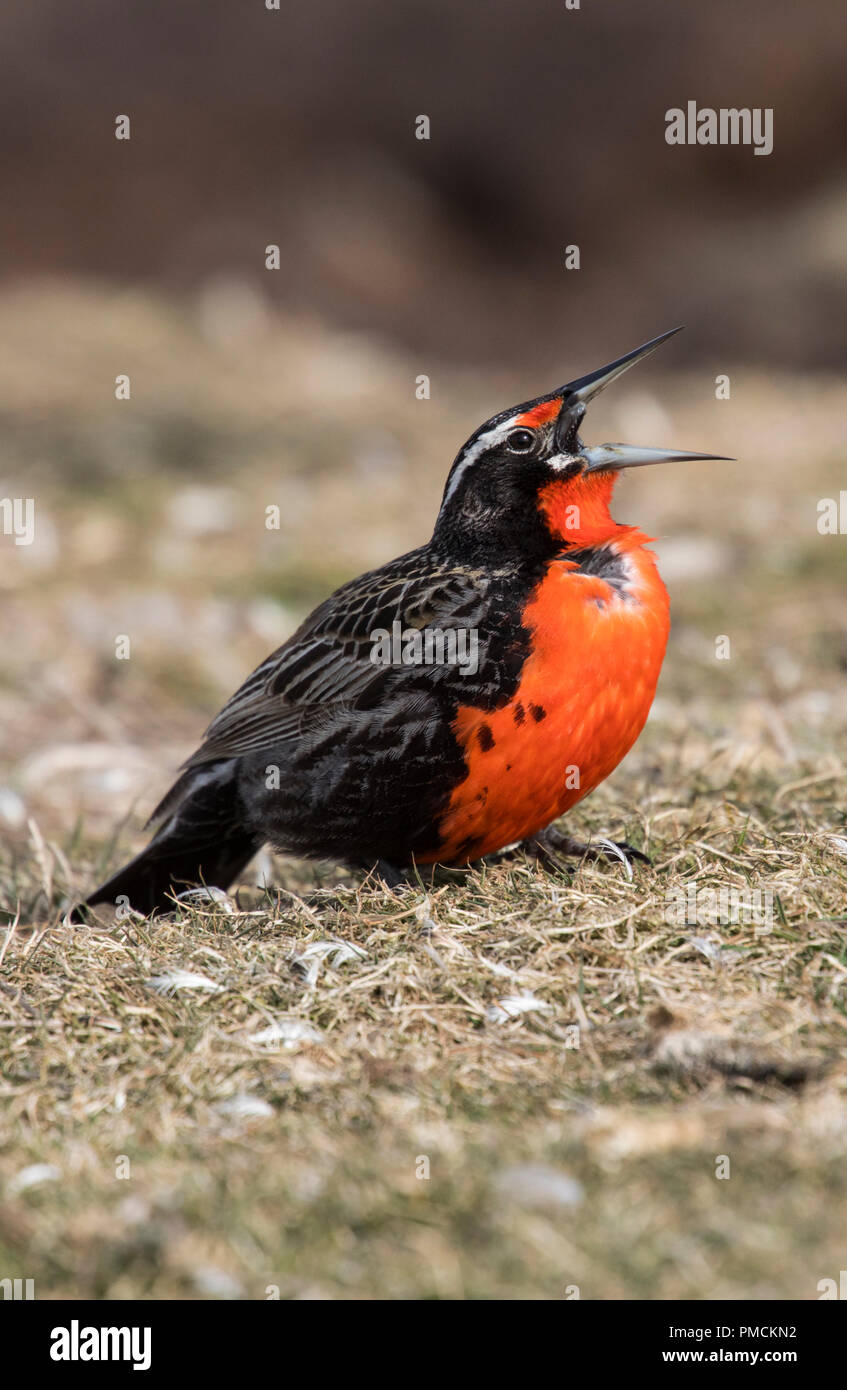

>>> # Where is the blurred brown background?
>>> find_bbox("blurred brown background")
[2,0,846,368]
[2,0,847,1306]
[1,0,846,852]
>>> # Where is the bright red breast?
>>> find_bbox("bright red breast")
[425,475,671,863]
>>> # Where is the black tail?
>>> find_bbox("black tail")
[77,763,263,918]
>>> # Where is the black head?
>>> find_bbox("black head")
[431,328,729,562]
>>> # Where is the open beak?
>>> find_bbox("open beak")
[580,442,729,473]
[553,327,733,471]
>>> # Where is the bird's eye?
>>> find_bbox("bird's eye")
[506,428,535,454]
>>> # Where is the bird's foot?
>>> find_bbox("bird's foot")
[359,858,413,891]
[515,827,650,880]
[359,859,463,891]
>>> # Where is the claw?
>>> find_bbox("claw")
[514,828,650,877]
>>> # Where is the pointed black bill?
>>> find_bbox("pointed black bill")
[559,326,684,410]
[581,443,733,473]
[553,327,733,470]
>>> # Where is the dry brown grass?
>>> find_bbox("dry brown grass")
[1,281,846,1299]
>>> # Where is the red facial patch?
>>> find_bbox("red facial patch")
[513,396,562,428]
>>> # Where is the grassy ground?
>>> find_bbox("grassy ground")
[1,280,846,1299]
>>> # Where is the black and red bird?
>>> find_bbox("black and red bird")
[81,329,726,916]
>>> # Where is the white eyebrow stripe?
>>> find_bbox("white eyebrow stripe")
[438,417,522,512]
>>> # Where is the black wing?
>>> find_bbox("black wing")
[183,548,494,767]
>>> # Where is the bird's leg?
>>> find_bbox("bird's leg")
[363,858,411,890]
[360,859,461,890]
[514,825,650,878]
[531,824,650,862]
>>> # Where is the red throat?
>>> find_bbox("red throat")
[538,470,646,550]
